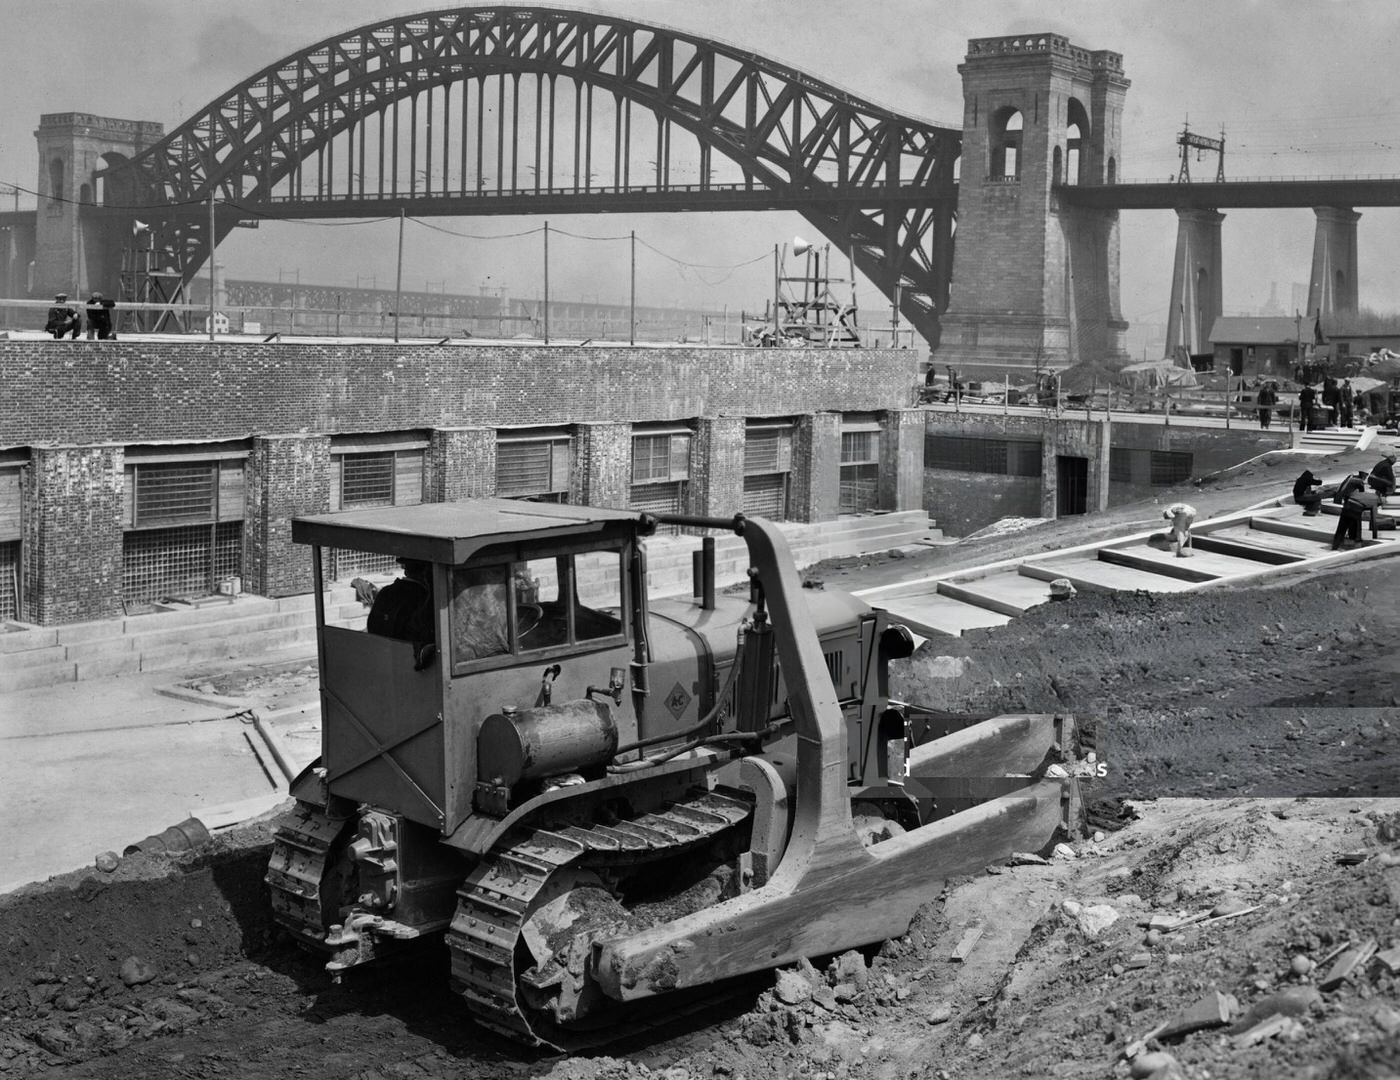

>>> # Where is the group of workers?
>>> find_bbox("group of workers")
[45,292,116,340]
[1293,451,1398,550]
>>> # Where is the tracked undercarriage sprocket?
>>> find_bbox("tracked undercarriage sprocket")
[265,801,355,943]
[446,787,753,1048]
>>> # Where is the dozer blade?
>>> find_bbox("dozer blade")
[906,712,1072,781]
[592,777,1074,1002]
[591,520,1077,1005]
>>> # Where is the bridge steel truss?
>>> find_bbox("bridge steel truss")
[95,6,961,345]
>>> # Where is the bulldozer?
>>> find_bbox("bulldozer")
[267,499,1081,1048]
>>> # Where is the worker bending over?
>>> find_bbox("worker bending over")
[1161,502,1196,558]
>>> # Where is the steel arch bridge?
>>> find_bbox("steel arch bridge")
[94,6,960,344]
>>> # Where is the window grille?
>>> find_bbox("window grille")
[1150,450,1193,486]
[0,540,18,621]
[744,431,792,475]
[341,453,396,507]
[839,466,880,513]
[497,436,571,499]
[925,436,1042,477]
[742,473,787,518]
[329,549,398,581]
[122,521,242,604]
[133,463,217,528]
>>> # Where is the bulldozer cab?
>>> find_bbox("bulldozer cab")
[292,500,648,833]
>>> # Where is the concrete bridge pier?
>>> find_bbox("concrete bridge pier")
[1164,208,1224,360]
[1307,206,1360,318]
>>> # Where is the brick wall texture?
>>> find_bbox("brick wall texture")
[0,341,917,447]
[22,446,124,623]
[426,428,496,503]
[245,435,330,598]
[573,423,632,509]
[691,417,746,518]
[789,412,841,523]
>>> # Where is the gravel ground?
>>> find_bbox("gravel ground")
[2,450,1398,1079]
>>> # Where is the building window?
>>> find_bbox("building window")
[991,108,1023,180]
[630,427,691,517]
[925,435,1041,477]
[341,453,395,508]
[839,428,881,513]
[132,462,217,528]
[743,421,794,520]
[122,447,248,605]
[328,434,427,578]
[1149,450,1193,486]
[497,428,571,502]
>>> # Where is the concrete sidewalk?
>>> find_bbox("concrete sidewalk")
[0,666,294,894]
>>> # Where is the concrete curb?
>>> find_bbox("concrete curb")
[251,705,317,786]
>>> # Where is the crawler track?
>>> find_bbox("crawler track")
[264,802,353,943]
[446,788,752,1049]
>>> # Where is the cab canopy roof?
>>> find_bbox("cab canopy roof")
[292,499,644,565]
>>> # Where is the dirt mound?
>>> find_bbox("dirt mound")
[893,563,1400,800]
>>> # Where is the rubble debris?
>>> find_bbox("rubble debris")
[1063,901,1119,939]
[94,851,120,873]
[1373,1005,1400,1036]
[1335,851,1371,865]
[1128,1050,1180,1079]
[773,969,813,1006]
[1155,988,1237,1040]
[1008,852,1048,866]
[118,957,156,987]
[1230,987,1321,1032]
[1231,1014,1305,1049]
[1318,939,1378,990]
[1375,945,1400,974]
[950,926,983,962]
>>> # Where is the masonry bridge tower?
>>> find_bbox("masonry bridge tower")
[32,113,165,301]
[938,34,1130,373]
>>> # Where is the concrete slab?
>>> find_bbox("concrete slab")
[1098,543,1272,581]
[878,591,1015,637]
[940,572,1055,615]
[1020,555,1199,593]
[1208,523,1332,557]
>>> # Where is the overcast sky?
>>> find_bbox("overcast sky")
[3,0,1399,351]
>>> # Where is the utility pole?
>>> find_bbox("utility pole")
[629,229,636,346]
[207,192,216,342]
[394,209,405,343]
[543,220,550,344]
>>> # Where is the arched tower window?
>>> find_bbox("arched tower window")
[1052,146,1063,186]
[48,157,65,205]
[1334,269,1347,310]
[991,108,1023,180]
[79,183,92,205]
[1107,156,1117,185]
[1065,99,1090,184]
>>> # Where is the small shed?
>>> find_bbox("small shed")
[1319,314,1400,370]
[1208,316,1320,381]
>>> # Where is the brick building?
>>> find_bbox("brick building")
[0,340,922,626]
